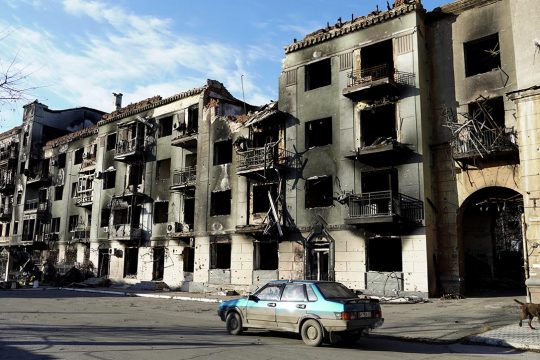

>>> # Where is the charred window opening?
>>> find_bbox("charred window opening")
[20,161,25,174]
[468,96,505,128]
[152,247,165,281]
[22,219,35,241]
[113,208,128,225]
[54,186,63,201]
[185,153,197,168]
[103,170,116,189]
[51,217,60,233]
[5,223,10,237]
[74,148,83,165]
[254,241,278,270]
[187,105,199,133]
[464,34,501,77]
[13,221,18,235]
[305,118,332,148]
[361,169,397,193]
[71,182,78,198]
[252,183,277,214]
[153,201,168,224]
[182,246,195,272]
[305,176,333,208]
[252,125,279,148]
[159,116,173,138]
[38,188,48,203]
[106,133,117,151]
[124,247,139,277]
[68,215,78,232]
[305,58,331,91]
[367,238,402,272]
[101,208,110,227]
[361,104,397,147]
[128,163,143,188]
[211,190,231,216]
[57,153,66,168]
[156,159,171,180]
[361,40,394,73]
[210,238,231,269]
[213,140,232,165]
[183,197,195,228]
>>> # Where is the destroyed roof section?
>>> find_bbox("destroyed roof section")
[284,1,421,54]
[44,124,98,148]
[243,102,283,127]
[434,0,502,15]
[0,126,22,141]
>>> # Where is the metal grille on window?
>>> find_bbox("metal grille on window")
[284,69,297,86]
[339,52,353,71]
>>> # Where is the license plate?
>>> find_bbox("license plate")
[357,311,371,318]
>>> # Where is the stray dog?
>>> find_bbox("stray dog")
[514,299,540,330]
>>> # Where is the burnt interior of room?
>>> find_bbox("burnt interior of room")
[305,58,331,91]
[252,183,277,214]
[183,197,195,228]
[153,201,168,224]
[251,123,279,148]
[210,190,231,216]
[182,246,195,272]
[468,96,504,128]
[213,140,232,165]
[464,33,500,77]
[360,104,396,147]
[128,163,143,189]
[361,169,397,193]
[254,241,278,270]
[156,159,171,180]
[185,153,197,168]
[152,247,165,280]
[101,208,110,227]
[124,247,139,277]
[210,239,231,269]
[22,218,36,241]
[305,117,332,148]
[187,105,199,133]
[106,133,117,151]
[103,170,116,189]
[41,124,70,144]
[367,237,402,272]
[361,39,393,75]
[159,116,173,138]
[305,176,333,208]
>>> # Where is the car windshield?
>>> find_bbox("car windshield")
[316,282,357,299]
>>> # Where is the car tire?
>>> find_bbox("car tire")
[225,312,243,335]
[301,319,323,346]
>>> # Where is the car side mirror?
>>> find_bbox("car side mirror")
[248,294,259,302]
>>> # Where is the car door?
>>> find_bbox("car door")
[275,283,308,331]
[245,283,282,328]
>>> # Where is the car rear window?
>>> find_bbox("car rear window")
[316,282,356,299]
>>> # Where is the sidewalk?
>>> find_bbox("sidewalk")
[18,286,540,351]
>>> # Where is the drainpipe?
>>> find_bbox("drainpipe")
[521,213,531,302]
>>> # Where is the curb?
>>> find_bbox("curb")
[58,287,221,303]
[467,335,540,352]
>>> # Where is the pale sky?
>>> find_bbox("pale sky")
[0,0,447,130]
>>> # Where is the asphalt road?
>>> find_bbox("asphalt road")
[0,289,539,360]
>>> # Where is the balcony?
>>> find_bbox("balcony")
[451,127,518,165]
[343,64,414,101]
[0,171,15,194]
[72,226,90,242]
[170,167,196,191]
[75,193,93,207]
[107,224,143,241]
[171,130,198,149]
[349,138,412,165]
[0,148,18,164]
[23,199,49,215]
[236,142,303,179]
[114,138,144,162]
[0,205,13,221]
[345,190,423,226]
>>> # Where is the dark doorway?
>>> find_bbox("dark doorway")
[152,247,165,281]
[124,247,139,278]
[98,249,110,277]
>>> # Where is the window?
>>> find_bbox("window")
[13,221,18,235]
[182,247,195,272]
[100,208,110,227]
[183,197,195,227]
[74,148,83,165]
[305,117,332,148]
[20,161,25,174]
[5,223,10,237]
[210,238,231,269]
[54,186,63,201]
[254,241,278,270]
[306,285,318,302]
[305,58,331,91]
[468,96,505,128]
[281,284,307,302]
[211,190,231,216]
[213,140,232,165]
[153,201,168,224]
[187,105,199,133]
[252,183,277,214]
[57,153,66,168]
[68,215,78,232]
[360,104,396,147]
[464,33,501,77]
[71,182,78,198]
[159,116,173,137]
[156,159,171,180]
[367,237,402,272]
[305,176,333,208]
[103,171,116,189]
[124,247,139,277]
[51,217,60,233]
[255,283,283,301]
[106,133,117,151]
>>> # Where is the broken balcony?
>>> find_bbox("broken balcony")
[26,168,51,186]
[0,170,15,194]
[0,146,18,165]
[0,204,13,221]
[171,127,198,149]
[170,166,196,191]
[75,174,94,207]
[451,127,518,165]
[236,142,302,178]
[107,224,143,241]
[345,190,424,225]
[343,64,415,101]
[114,138,144,161]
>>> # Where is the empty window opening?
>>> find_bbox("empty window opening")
[361,169,397,193]
[360,39,394,75]
[210,239,231,269]
[305,58,331,91]
[5,222,10,237]
[183,197,195,228]
[20,161,25,174]
[185,153,197,168]
[254,241,278,270]
[124,247,139,277]
[113,208,128,225]
[54,186,63,201]
[38,188,48,203]
[182,246,195,272]
[464,34,501,77]
[252,125,279,148]
[71,182,78,198]
[360,104,396,147]
[152,247,165,281]
[213,140,232,165]
[128,163,143,188]
[51,217,60,233]
[101,208,110,227]
[57,153,66,168]
[103,170,116,189]
[187,105,199,133]
[68,215,78,232]
[367,238,402,272]
[154,201,168,224]
[211,190,231,216]
[305,176,333,208]
[305,118,332,148]
[252,183,277,214]
[13,221,18,235]
[22,219,35,241]
[156,159,171,180]
[159,116,173,138]
[468,96,505,128]
[74,148,83,165]
[106,133,117,151]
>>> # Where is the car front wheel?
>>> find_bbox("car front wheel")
[225,312,243,335]
[301,319,323,346]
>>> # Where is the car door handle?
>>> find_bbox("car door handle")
[296,304,306,309]
[267,303,276,307]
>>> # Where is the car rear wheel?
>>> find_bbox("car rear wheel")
[301,319,323,346]
[225,312,243,335]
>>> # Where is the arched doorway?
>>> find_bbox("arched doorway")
[459,187,525,295]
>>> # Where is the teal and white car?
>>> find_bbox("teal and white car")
[217,280,383,346]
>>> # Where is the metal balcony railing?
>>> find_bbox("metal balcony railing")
[347,64,415,88]
[108,224,143,239]
[115,138,143,156]
[451,127,517,159]
[172,166,196,188]
[75,194,93,206]
[347,190,423,223]
[236,142,303,173]
[0,149,17,162]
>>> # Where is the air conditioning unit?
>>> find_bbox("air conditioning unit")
[167,222,182,234]
[94,171,103,179]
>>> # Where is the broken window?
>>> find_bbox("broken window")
[74,148,83,165]
[124,247,139,277]
[20,161,25,174]
[57,153,66,168]
[103,170,116,189]
[5,223,9,237]
[101,208,110,227]
[367,237,402,272]
[468,96,505,128]
[252,124,279,148]
[128,163,143,188]
[361,169,397,193]
[213,140,232,165]
[210,237,231,269]
[71,182,78,198]
[51,217,60,233]
[305,117,332,148]
[187,105,199,133]
[211,190,231,216]
[252,183,277,214]
[305,176,333,208]
[159,116,173,138]
[153,201,168,224]
[254,241,278,270]
[68,215,78,232]
[152,247,165,281]
[182,246,195,272]
[22,219,35,241]
[183,197,195,228]
[13,221,18,235]
[54,186,63,201]
[361,104,397,147]
[464,33,501,77]
[113,208,128,225]
[106,133,117,151]
[305,58,331,91]
[156,159,171,180]
[360,39,393,77]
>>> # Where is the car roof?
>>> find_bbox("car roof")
[266,280,339,285]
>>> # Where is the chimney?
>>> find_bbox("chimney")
[113,92,123,110]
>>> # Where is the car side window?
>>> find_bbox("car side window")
[306,285,318,302]
[281,284,307,302]
[256,285,282,301]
